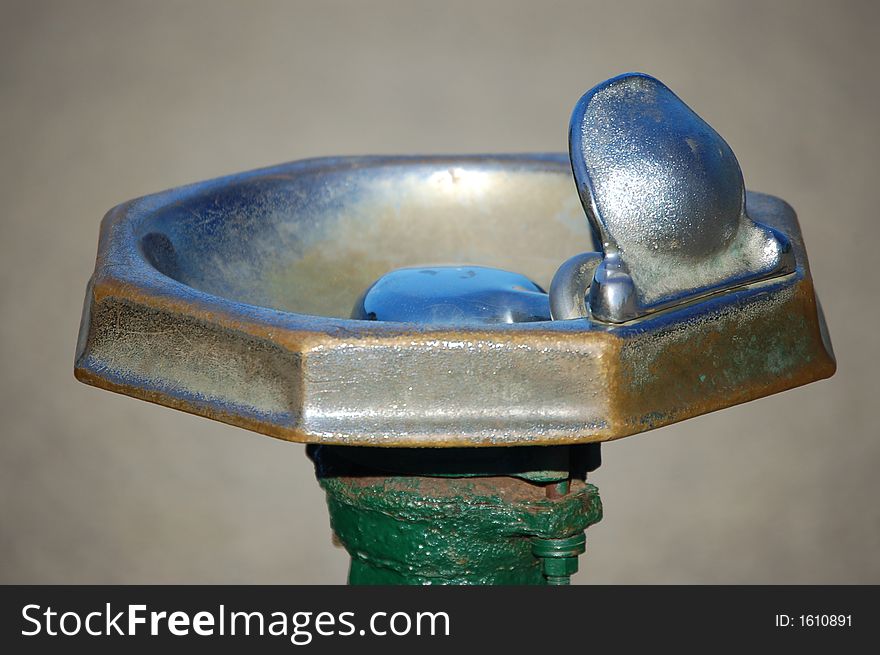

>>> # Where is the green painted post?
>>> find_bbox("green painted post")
[310,445,603,585]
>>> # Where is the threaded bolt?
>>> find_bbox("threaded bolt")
[531,532,586,585]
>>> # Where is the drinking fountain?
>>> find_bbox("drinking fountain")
[75,73,835,584]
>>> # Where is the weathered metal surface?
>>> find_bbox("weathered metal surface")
[311,445,602,585]
[74,154,834,446]
[565,73,794,323]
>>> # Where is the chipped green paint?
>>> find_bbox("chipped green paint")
[312,446,602,585]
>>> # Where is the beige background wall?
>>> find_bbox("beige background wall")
[1,0,877,583]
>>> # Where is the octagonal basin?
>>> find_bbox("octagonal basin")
[75,155,834,446]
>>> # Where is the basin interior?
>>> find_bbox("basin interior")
[137,157,597,319]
